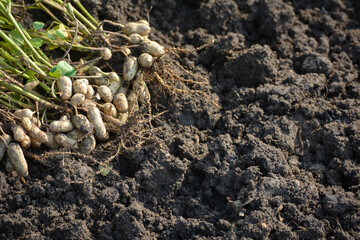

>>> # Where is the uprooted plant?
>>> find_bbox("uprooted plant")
[0,0,212,178]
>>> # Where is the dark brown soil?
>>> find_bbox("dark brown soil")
[1,0,360,239]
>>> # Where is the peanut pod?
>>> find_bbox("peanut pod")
[98,85,113,103]
[50,119,74,133]
[72,114,94,134]
[12,125,28,142]
[28,126,49,144]
[57,76,73,100]
[71,93,86,106]
[138,53,153,68]
[73,79,89,95]
[0,134,11,162]
[54,133,78,149]
[7,143,28,177]
[45,130,60,149]
[113,92,129,113]
[102,103,118,118]
[14,109,33,118]
[123,56,138,81]
[141,40,165,57]
[87,107,109,141]
[123,20,151,36]
[79,135,96,153]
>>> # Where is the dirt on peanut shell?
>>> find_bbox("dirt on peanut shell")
[1,0,360,239]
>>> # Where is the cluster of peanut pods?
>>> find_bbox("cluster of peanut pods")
[0,20,165,177]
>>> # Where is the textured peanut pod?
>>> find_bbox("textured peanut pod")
[123,20,151,36]
[108,72,120,82]
[28,126,49,144]
[67,129,84,140]
[113,93,129,113]
[60,115,69,121]
[141,40,165,57]
[71,93,86,106]
[50,119,74,133]
[54,133,78,149]
[57,76,72,100]
[24,81,39,91]
[79,135,96,153]
[128,33,144,44]
[133,78,151,104]
[116,81,129,95]
[5,160,14,173]
[118,112,129,124]
[122,47,131,56]
[72,114,94,134]
[85,85,95,98]
[127,91,139,113]
[0,134,11,162]
[87,107,109,142]
[20,135,31,149]
[44,130,60,149]
[123,56,138,81]
[21,117,33,131]
[31,117,41,128]
[31,138,42,148]
[102,103,118,118]
[7,143,28,177]
[12,125,28,142]
[138,53,153,68]
[73,79,88,95]
[109,80,121,97]
[98,85,113,103]
[94,74,109,86]
[101,48,112,60]
[14,109,33,118]
[81,99,97,111]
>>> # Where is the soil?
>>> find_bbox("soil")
[1,0,360,239]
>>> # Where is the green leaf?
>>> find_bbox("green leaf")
[99,164,113,176]
[49,60,76,78]
[29,38,43,48]
[33,21,45,31]
[55,29,67,40]
[45,29,58,40]
[48,67,62,78]
[9,30,24,45]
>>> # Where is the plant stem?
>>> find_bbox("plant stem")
[0,29,53,88]
[0,80,62,110]
[0,98,16,109]
[0,94,33,109]
[0,62,31,80]
[0,2,53,68]
[73,0,99,27]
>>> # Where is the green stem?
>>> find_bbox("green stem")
[37,2,65,25]
[18,22,51,63]
[0,80,62,110]
[0,62,31,80]
[73,0,99,27]
[40,0,94,34]
[0,98,16,109]
[0,29,52,87]
[0,2,53,68]
[0,94,33,109]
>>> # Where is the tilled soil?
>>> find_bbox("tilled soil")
[1,0,360,239]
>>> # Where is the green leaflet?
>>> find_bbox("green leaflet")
[33,21,45,31]
[98,164,113,176]
[49,60,76,78]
